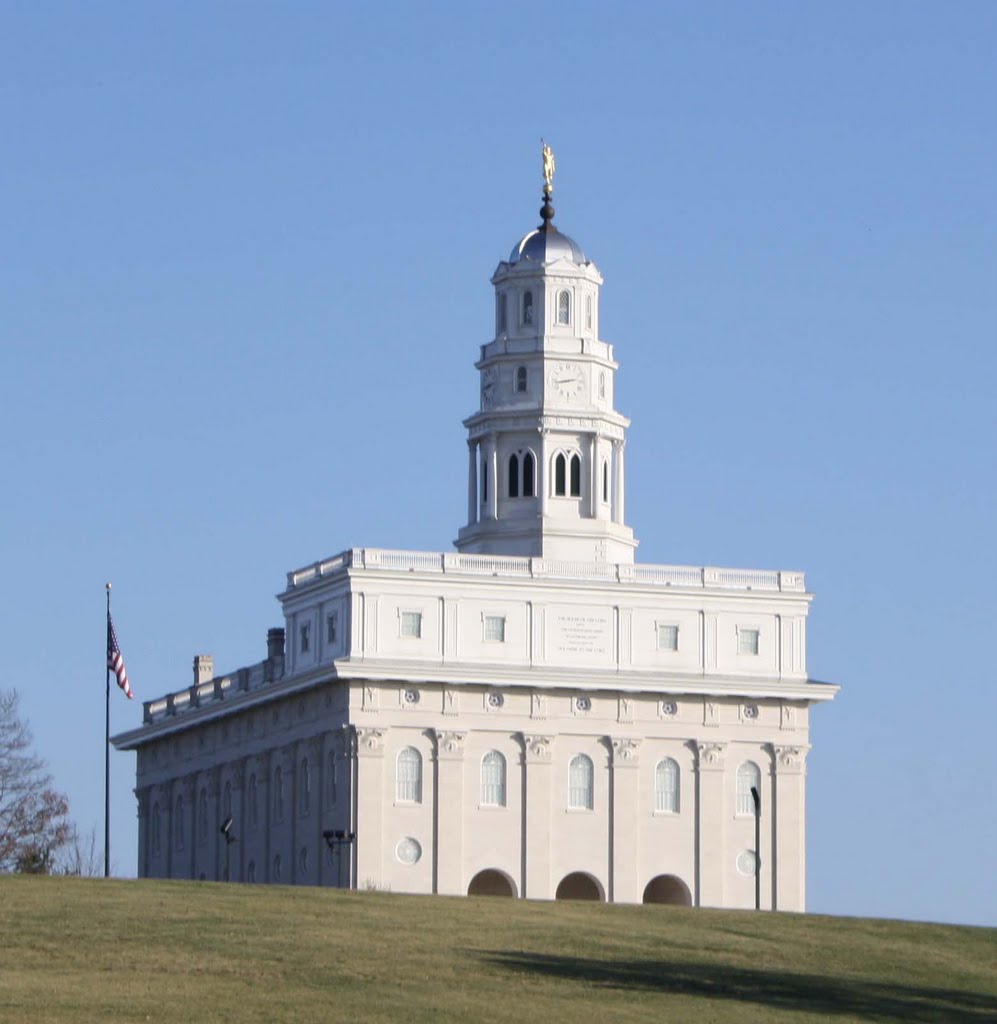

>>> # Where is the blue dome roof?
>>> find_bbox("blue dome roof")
[509,225,586,265]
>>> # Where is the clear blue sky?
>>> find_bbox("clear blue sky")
[2,3,994,926]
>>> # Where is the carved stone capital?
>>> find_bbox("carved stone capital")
[695,741,727,770]
[521,733,554,762]
[355,726,386,756]
[771,744,809,773]
[434,729,467,759]
[611,737,642,766]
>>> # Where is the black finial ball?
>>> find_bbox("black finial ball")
[540,199,555,223]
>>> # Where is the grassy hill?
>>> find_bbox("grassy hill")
[0,877,993,1023]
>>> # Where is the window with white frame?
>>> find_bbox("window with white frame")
[586,294,593,330]
[516,365,527,392]
[568,754,594,810]
[400,611,422,639]
[657,624,679,651]
[327,612,338,645]
[484,615,506,642]
[736,761,761,815]
[738,628,760,655]
[522,290,534,326]
[396,747,423,803]
[557,289,571,325]
[569,454,581,497]
[554,453,567,496]
[497,292,507,333]
[655,758,680,813]
[480,751,507,806]
[299,621,310,654]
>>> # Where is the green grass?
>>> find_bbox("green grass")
[0,877,993,1023]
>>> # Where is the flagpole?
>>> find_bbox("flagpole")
[105,582,112,879]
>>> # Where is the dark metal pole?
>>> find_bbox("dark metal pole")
[750,785,761,911]
[104,583,112,878]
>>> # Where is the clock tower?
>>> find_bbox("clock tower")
[456,150,637,563]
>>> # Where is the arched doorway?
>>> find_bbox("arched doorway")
[555,872,604,902]
[642,874,692,906]
[467,869,517,897]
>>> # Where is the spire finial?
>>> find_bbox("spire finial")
[540,139,556,227]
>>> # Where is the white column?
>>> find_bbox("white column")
[354,727,386,890]
[610,739,641,903]
[489,442,499,520]
[694,741,727,908]
[588,434,598,519]
[521,734,553,899]
[772,745,809,912]
[467,442,477,525]
[612,442,622,524]
[433,730,466,895]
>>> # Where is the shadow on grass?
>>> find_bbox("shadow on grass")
[478,951,997,1023]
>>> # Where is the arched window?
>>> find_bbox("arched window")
[397,747,423,803]
[554,453,567,496]
[248,774,258,829]
[497,293,507,333]
[508,453,519,498]
[327,750,337,808]
[569,754,594,810]
[198,788,208,840]
[516,365,527,392]
[655,758,680,813]
[223,781,232,820]
[274,766,284,821]
[586,294,593,329]
[152,803,161,855]
[247,860,256,884]
[481,751,507,806]
[737,762,761,816]
[300,758,310,815]
[523,451,535,497]
[570,454,582,497]
[557,290,571,325]
[174,796,184,851]
[602,459,609,503]
[522,290,534,326]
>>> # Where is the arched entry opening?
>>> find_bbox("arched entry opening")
[555,872,604,902]
[467,869,517,897]
[642,874,692,906]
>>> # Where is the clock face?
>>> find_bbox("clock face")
[547,363,585,402]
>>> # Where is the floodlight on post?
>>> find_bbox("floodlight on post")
[323,829,357,889]
[219,816,237,881]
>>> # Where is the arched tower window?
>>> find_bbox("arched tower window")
[497,293,507,333]
[523,451,535,497]
[522,290,534,326]
[569,754,594,810]
[554,453,567,496]
[508,453,519,498]
[397,747,423,803]
[602,459,609,503]
[557,290,571,325]
[569,454,582,497]
[737,761,761,816]
[586,294,593,330]
[481,751,507,806]
[516,365,528,392]
[655,758,680,813]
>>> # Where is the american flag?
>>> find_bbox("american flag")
[107,613,133,699]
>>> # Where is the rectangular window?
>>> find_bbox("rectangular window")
[299,622,310,653]
[484,615,506,642]
[738,628,760,655]
[400,611,422,639]
[327,612,338,645]
[657,624,679,651]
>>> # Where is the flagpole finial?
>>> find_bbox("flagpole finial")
[106,582,112,590]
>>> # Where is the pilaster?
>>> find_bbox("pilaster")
[354,726,386,890]
[609,738,641,903]
[694,741,727,907]
[771,744,809,912]
[433,729,466,896]
[520,733,554,899]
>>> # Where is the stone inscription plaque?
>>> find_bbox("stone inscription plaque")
[548,605,613,665]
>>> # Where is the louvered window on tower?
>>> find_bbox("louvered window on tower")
[570,454,581,497]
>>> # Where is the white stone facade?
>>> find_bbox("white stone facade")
[113,183,837,909]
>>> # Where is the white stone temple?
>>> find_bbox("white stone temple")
[113,156,838,908]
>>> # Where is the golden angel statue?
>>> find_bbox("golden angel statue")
[542,140,556,194]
